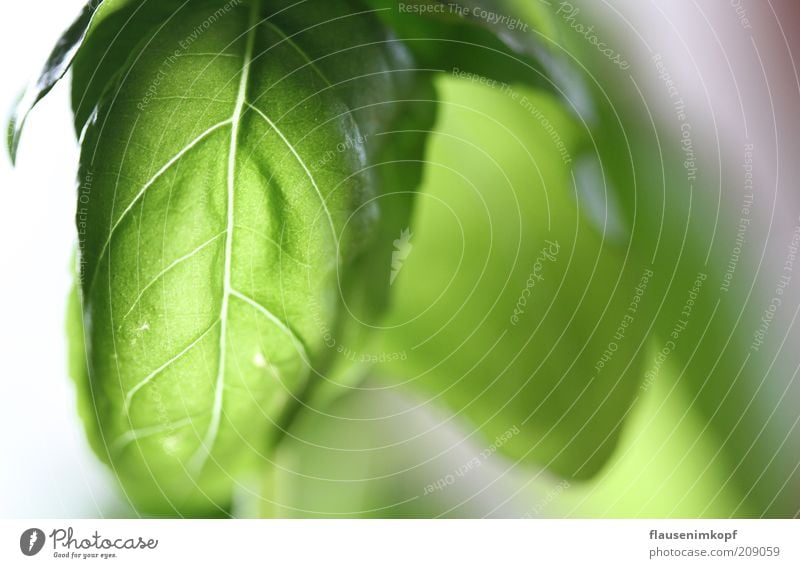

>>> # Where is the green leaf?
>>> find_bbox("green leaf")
[368,77,653,480]
[69,0,433,515]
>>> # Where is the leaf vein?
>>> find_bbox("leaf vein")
[123,319,220,413]
[111,416,198,452]
[121,231,226,321]
[230,288,309,361]
[87,119,232,293]
[245,102,338,247]
[234,224,312,268]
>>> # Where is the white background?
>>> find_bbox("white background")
[1,519,798,567]
[0,1,128,517]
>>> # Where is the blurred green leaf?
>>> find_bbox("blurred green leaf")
[541,351,745,518]
[361,0,588,112]
[568,16,800,516]
[364,78,653,480]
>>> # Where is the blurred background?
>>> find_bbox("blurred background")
[2,0,800,518]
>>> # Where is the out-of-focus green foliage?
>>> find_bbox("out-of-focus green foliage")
[268,80,743,518]
[555,11,800,516]
[365,77,653,480]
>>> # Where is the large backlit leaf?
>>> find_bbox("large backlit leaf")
[69,0,434,515]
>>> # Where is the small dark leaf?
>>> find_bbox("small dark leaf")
[8,0,110,162]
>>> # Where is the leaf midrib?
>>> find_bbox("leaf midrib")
[188,0,261,473]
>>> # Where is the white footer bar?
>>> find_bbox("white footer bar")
[2,519,798,567]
